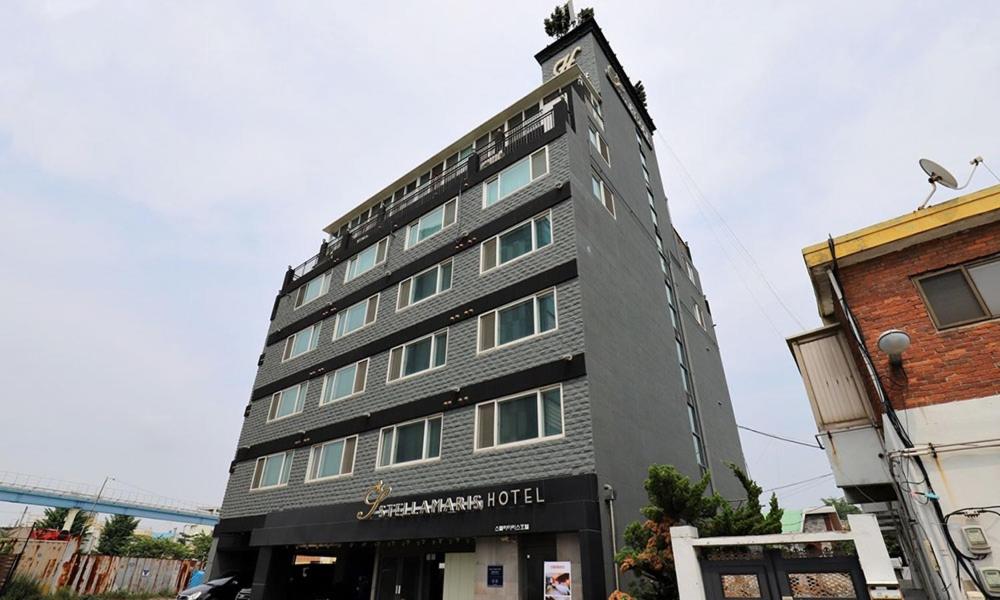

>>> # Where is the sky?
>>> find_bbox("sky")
[1,0,999,526]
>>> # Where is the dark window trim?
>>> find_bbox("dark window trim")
[279,105,569,298]
[251,259,579,402]
[234,353,586,465]
[912,253,1000,330]
[266,184,572,347]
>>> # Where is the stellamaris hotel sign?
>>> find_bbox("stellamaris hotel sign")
[355,480,546,521]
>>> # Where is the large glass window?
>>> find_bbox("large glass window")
[282,323,322,361]
[591,173,616,217]
[481,212,553,272]
[478,290,557,352]
[294,272,332,309]
[267,382,308,422]
[250,451,293,490]
[483,147,549,207]
[320,359,368,405]
[476,386,563,450]
[917,257,1000,328]
[344,238,389,282]
[397,260,453,310]
[377,416,443,467]
[334,295,379,339]
[387,330,448,381]
[306,437,357,481]
[406,198,458,249]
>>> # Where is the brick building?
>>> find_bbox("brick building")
[788,184,1000,600]
[210,18,746,600]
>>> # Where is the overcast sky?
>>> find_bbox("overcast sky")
[2,0,999,526]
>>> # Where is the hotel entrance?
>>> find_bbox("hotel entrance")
[374,540,474,600]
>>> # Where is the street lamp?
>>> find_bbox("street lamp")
[877,330,911,367]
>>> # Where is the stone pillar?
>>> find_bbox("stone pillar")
[670,525,704,600]
[251,546,291,600]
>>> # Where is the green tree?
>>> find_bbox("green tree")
[122,535,192,560]
[180,531,214,562]
[613,464,782,600]
[544,4,595,38]
[33,507,93,539]
[821,497,861,521]
[96,514,139,556]
[633,81,648,109]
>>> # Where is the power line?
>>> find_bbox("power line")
[738,425,823,449]
[764,472,833,492]
[655,130,807,332]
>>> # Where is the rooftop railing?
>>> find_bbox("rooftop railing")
[287,104,563,283]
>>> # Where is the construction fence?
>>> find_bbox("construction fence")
[1,536,200,596]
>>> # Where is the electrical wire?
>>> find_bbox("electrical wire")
[655,131,807,331]
[982,159,1000,183]
[763,472,834,492]
[737,425,823,449]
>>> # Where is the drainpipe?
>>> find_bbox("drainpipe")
[604,484,621,591]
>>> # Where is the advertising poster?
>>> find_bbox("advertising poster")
[543,561,572,599]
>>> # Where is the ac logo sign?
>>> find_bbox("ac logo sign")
[552,47,582,76]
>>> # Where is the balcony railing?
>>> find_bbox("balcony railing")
[287,104,564,284]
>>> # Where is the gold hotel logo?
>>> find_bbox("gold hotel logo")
[356,480,392,521]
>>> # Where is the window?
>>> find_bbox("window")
[306,436,357,482]
[640,150,650,183]
[590,173,616,216]
[397,260,453,310]
[476,386,563,450]
[693,302,705,328]
[320,360,368,405]
[294,272,332,309]
[478,290,557,352]
[282,323,322,361]
[917,257,1000,328]
[387,330,448,381]
[406,198,458,249]
[584,89,604,128]
[483,147,549,207]
[334,294,379,340]
[267,382,308,422]
[588,126,611,165]
[250,451,293,490]
[481,212,552,272]
[377,415,443,467]
[344,238,389,283]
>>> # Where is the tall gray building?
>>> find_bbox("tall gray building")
[212,18,745,600]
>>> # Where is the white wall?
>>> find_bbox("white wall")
[884,393,1000,599]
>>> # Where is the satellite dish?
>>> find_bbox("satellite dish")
[919,158,959,189]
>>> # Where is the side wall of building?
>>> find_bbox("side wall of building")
[837,220,1000,411]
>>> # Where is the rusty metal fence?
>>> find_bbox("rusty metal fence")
[4,537,200,596]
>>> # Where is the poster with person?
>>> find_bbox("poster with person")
[543,561,572,599]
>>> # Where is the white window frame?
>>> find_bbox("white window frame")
[477,289,558,354]
[588,126,611,166]
[282,323,322,362]
[344,238,389,283]
[375,415,444,469]
[294,272,332,310]
[266,382,308,423]
[333,294,379,341]
[480,212,553,274]
[319,359,369,406]
[482,146,550,208]
[474,384,565,452]
[590,173,616,217]
[304,436,358,483]
[405,198,458,250]
[396,259,454,311]
[386,329,448,383]
[249,451,294,491]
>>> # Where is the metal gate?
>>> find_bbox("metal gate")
[701,547,870,600]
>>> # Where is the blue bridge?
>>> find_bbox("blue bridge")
[0,472,219,526]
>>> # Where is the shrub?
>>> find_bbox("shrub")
[0,575,44,600]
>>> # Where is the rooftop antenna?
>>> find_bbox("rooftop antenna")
[566,0,577,27]
[917,156,983,209]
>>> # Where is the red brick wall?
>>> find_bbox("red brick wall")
[837,220,1000,411]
